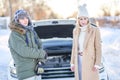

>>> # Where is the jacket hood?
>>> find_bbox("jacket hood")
[9,20,26,35]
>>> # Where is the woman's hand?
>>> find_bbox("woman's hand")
[71,64,75,72]
[92,66,99,72]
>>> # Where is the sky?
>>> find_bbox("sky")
[45,0,120,18]
[45,0,77,18]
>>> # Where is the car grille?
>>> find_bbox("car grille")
[41,67,74,79]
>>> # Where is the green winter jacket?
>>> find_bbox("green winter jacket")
[8,21,46,80]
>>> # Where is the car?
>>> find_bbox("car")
[8,19,108,80]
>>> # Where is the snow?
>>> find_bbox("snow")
[0,30,12,80]
[100,27,120,80]
[0,26,120,80]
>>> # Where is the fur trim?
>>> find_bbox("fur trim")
[9,20,26,35]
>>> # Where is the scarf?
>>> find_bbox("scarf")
[23,25,40,48]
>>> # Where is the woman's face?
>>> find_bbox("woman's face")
[18,17,29,26]
[78,17,89,27]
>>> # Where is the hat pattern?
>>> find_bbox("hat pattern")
[14,9,32,26]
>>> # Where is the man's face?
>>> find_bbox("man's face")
[18,17,29,26]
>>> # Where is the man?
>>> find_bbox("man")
[8,9,47,80]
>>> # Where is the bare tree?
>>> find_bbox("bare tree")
[1,0,62,19]
[8,0,12,20]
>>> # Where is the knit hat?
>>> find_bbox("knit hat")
[77,4,89,18]
[14,9,32,25]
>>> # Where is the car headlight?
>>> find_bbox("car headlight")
[99,66,104,73]
[99,63,105,73]
[10,66,17,78]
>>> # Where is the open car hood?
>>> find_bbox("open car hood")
[34,24,75,39]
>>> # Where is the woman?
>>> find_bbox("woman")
[70,4,102,80]
[8,9,47,80]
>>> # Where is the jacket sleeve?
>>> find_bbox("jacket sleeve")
[9,32,45,59]
[94,28,102,66]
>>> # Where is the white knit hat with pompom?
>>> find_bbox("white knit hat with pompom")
[77,4,89,18]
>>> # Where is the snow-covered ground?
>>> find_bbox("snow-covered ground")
[0,30,11,80]
[101,27,120,80]
[0,27,120,80]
